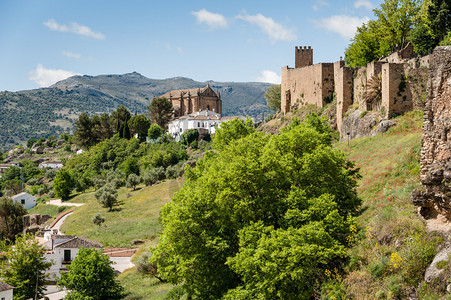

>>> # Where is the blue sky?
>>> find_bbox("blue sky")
[0,0,383,91]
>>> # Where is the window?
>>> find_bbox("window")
[2,297,5,300]
[21,199,25,205]
[64,249,71,262]
[198,122,200,127]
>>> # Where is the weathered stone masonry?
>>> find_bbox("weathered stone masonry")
[281,45,429,137]
[411,46,451,221]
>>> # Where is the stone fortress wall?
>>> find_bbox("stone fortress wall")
[281,44,430,137]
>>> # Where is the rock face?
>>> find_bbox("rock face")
[411,46,451,221]
[340,109,396,140]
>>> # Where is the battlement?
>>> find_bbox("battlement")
[295,46,313,68]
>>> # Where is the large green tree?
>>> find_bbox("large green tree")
[53,169,74,199]
[57,247,124,299]
[148,97,173,129]
[264,84,281,112]
[74,112,95,149]
[0,197,27,242]
[0,234,52,300]
[128,114,151,142]
[151,114,360,299]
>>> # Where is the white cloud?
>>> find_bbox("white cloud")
[29,64,79,87]
[62,51,81,59]
[192,9,228,29]
[354,0,374,10]
[236,14,297,42]
[315,15,370,39]
[257,70,281,84]
[43,19,105,40]
[312,0,329,11]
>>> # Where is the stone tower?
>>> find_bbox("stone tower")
[295,46,313,68]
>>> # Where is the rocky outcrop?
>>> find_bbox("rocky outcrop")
[340,109,396,140]
[411,46,451,221]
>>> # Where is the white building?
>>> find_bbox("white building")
[39,160,63,169]
[43,235,103,279]
[11,192,36,210]
[0,282,14,300]
[168,110,245,141]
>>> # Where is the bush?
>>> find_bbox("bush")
[45,169,57,180]
[180,129,199,146]
[27,178,40,186]
[165,164,181,179]
[126,174,140,190]
[136,252,157,275]
[48,190,55,198]
[142,167,165,186]
[148,124,163,140]
[92,213,105,227]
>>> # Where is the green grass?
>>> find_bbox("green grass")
[60,178,184,247]
[29,204,73,219]
[331,111,446,298]
[118,268,176,300]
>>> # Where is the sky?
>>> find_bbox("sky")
[0,0,383,92]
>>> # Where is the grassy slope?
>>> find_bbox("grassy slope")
[60,178,184,247]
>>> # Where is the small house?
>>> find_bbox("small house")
[44,235,103,279]
[11,192,36,210]
[0,281,14,300]
[38,160,63,169]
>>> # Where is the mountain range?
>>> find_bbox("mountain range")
[0,72,272,150]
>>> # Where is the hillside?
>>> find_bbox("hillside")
[0,73,272,150]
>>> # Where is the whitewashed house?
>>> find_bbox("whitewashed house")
[38,160,63,169]
[11,192,36,210]
[0,282,13,300]
[168,110,245,141]
[44,235,103,279]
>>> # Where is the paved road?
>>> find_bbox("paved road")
[43,285,67,300]
[49,212,73,234]
[46,199,84,207]
[110,256,135,273]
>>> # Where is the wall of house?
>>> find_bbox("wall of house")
[0,289,13,300]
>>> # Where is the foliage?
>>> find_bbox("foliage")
[345,0,421,67]
[0,234,53,300]
[126,174,140,190]
[142,167,166,186]
[211,117,255,151]
[180,129,199,146]
[2,179,23,196]
[112,105,132,139]
[148,123,163,140]
[148,97,173,129]
[0,197,27,242]
[152,114,360,299]
[128,114,151,142]
[95,184,119,211]
[57,247,124,299]
[92,213,105,227]
[53,169,74,199]
[264,84,281,112]
[120,156,140,176]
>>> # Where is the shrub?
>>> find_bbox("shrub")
[92,213,105,227]
[126,174,140,190]
[165,164,180,179]
[142,167,165,186]
[48,191,55,198]
[180,129,199,146]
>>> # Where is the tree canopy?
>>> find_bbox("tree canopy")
[0,197,27,242]
[0,234,52,300]
[58,247,124,299]
[151,114,361,299]
[264,84,281,112]
[148,97,173,129]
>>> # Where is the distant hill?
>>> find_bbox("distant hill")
[0,72,272,150]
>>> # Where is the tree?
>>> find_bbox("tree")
[151,114,360,299]
[180,129,199,146]
[148,123,163,140]
[95,184,118,211]
[128,114,151,142]
[111,105,132,139]
[148,97,173,129]
[92,213,105,227]
[211,118,255,151]
[0,234,53,299]
[2,179,23,196]
[126,174,140,191]
[53,169,74,200]
[0,197,27,242]
[57,247,124,299]
[74,112,95,149]
[26,138,37,148]
[264,84,281,112]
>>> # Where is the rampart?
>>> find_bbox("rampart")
[281,44,429,137]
